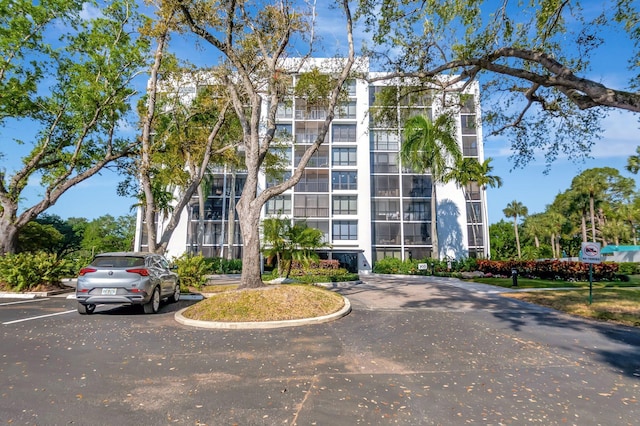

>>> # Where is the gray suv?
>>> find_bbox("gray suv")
[76,252,180,315]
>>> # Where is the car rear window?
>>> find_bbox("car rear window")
[91,256,145,268]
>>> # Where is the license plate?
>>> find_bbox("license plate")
[101,288,117,295]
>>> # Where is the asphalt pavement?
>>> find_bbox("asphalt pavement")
[1,274,639,425]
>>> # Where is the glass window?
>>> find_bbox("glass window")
[265,195,291,215]
[403,200,430,221]
[333,220,358,240]
[372,199,401,221]
[467,225,484,246]
[297,219,329,242]
[372,222,401,244]
[344,79,356,96]
[371,152,398,173]
[403,222,430,245]
[404,247,430,261]
[373,248,401,264]
[465,182,481,200]
[461,115,476,135]
[333,195,357,215]
[294,170,329,192]
[462,135,478,157]
[276,103,293,119]
[466,201,482,223]
[370,130,399,151]
[332,171,357,190]
[332,147,357,166]
[402,175,431,198]
[336,101,356,119]
[371,175,399,197]
[293,194,329,217]
[332,124,357,142]
[460,95,475,113]
[294,146,329,167]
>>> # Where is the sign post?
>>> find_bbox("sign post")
[579,242,601,304]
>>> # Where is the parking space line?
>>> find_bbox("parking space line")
[0,298,50,307]
[2,309,76,325]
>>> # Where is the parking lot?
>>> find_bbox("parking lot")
[1,276,639,425]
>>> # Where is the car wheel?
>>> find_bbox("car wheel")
[143,286,160,314]
[78,303,95,315]
[169,282,180,303]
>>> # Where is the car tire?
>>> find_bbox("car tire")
[143,286,160,314]
[78,303,95,315]
[169,282,180,303]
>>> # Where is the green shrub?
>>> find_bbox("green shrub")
[372,257,404,274]
[203,257,242,274]
[0,252,70,291]
[617,262,640,275]
[173,254,209,290]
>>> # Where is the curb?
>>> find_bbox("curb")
[174,295,351,330]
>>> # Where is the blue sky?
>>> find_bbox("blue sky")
[4,1,640,226]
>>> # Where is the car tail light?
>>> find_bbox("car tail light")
[126,268,150,276]
[78,267,97,276]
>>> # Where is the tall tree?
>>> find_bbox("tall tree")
[360,0,640,168]
[172,0,357,288]
[400,114,462,259]
[0,0,151,254]
[569,167,635,243]
[445,157,502,256]
[503,200,528,259]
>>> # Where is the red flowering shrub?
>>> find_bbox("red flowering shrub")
[476,259,618,281]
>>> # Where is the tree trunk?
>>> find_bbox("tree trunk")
[431,183,439,260]
[197,184,206,255]
[237,199,263,288]
[226,169,237,260]
[589,195,596,242]
[514,217,522,259]
[0,219,19,255]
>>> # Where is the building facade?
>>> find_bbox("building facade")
[134,62,490,273]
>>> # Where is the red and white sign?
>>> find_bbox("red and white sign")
[580,242,602,264]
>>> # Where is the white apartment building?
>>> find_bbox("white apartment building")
[134,61,490,273]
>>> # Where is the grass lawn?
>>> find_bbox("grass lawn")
[182,284,345,322]
[471,276,640,327]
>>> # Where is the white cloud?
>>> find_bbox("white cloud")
[80,3,104,21]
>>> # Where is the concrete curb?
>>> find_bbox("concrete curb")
[174,295,352,330]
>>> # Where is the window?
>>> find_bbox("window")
[344,79,356,96]
[276,102,293,119]
[461,115,476,135]
[332,124,356,142]
[465,182,481,200]
[293,194,329,217]
[371,152,398,173]
[403,222,430,245]
[400,107,432,125]
[373,222,400,244]
[372,199,401,221]
[466,201,482,223]
[467,225,484,246]
[373,248,401,263]
[295,146,329,167]
[265,195,291,215]
[371,175,399,197]
[294,170,329,192]
[462,136,478,157]
[403,200,430,221]
[332,171,357,190]
[333,220,357,240]
[266,171,292,188]
[402,175,431,198]
[332,147,357,166]
[297,219,329,242]
[333,195,357,215]
[460,95,475,113]
[336,101,356,119]
[371,130,399,151]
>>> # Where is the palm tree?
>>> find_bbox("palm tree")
[503,200,528,259]
[445,157,502,255]
[626,146,640,174]
[261,218,325,278]
[400,114,461,260]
